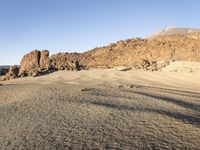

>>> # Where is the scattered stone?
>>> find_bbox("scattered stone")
[132,59,151,70]
[132,59,170,71]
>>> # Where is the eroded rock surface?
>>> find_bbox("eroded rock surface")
[19,50,51,77]
[19,50,41,77]
[17,50,82,78]
[50,52,82,71]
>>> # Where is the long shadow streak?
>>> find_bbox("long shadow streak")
[87,101,200,127]
[133,91,200,112]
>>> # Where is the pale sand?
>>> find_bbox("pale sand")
[162,61,200,73]
[3,68,200,92]
[0,64,200,149]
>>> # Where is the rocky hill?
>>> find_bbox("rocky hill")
[1,28,200,80]
[80,33,200,68]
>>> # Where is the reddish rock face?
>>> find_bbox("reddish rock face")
[19,50,50,77]
[18,50,81,77]
[19,50,40,76]
[40,50,50,70]
[50,52,82,71]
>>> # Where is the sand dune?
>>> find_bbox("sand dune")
[0,62,200,149]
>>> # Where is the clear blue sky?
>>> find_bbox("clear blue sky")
[0,0,200,65]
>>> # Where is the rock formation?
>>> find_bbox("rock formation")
[19,50,50,77]
[6,66,19,80]
[19,50,41,77]
[0,65,19,81]
[18,50,82,78]
[132,59,170,71]
[50,52,82,71]
[1,28,200,81]
[80,33,200,69]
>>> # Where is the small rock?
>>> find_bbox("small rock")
[81,88,93,92]
[114,66,132,71]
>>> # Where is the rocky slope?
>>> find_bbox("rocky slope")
[42,32,200,70]
[80,33,200,68]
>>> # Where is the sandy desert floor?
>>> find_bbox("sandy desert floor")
[0,67,200,149]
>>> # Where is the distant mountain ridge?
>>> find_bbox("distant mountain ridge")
[148,27,200,38]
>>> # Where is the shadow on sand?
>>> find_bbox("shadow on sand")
[80,85,200,127]
[87,100,200,127]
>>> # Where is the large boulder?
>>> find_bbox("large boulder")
[19,50,50,77]
[19,50,40,76]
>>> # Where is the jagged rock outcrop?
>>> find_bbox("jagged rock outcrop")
[19,50,50,77]
[19,50,40,76]
[18,50,82,78]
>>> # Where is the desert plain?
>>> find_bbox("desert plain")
[0,61,200,149]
